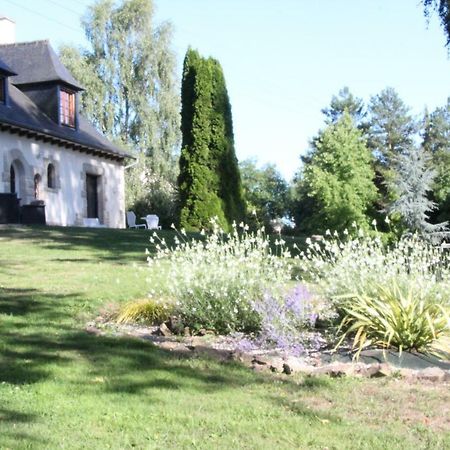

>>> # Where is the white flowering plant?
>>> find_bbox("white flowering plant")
[298,228,450,305]
[146,218,295,333]
[297,227,450,355]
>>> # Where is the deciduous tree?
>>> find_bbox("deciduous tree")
[239,159,289,229]
[59,0,181,225]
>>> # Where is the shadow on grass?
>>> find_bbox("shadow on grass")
[0,287,75,319]
[0,225,159,263]
[0,408,36,423]
[0,225,306,263]
[0,284,339,436]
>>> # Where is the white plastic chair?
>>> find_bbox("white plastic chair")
[83,218,106,228]
[126,211,146,229]
[144,214,161,230]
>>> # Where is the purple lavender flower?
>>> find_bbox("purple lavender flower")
[251,284,315,355]
[236,337,258,353]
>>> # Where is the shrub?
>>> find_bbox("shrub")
[297,229,450,357]
[146,219,294,333]
[298,230,450,309]
[251,284,321,355]
[116,298,174,325]
[336,282,450,358]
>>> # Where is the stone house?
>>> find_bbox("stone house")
[0,17,130,228]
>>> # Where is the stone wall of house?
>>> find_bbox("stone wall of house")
[0,132,126,228]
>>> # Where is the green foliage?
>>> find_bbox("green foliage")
[293,112,377,234]
[178,49,245,231]
[321,86,366,127]
[116,298,173,324]
[423,0,450,47]
[423,98,450,223]
[125,154,178,227]
[388,145,447,237]
[299,231,450,307]
[239,158,290,230]
[146,220,293,334]
[336,282,450,358]
[59,0,181,221]
[366,87,418,216]
[367,87,417,166]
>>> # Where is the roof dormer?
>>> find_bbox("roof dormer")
[0,40,83,126]
[0,57,16,105]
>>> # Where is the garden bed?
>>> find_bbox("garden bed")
[86,320,450,383]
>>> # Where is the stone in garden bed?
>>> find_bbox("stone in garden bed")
[324,349,450,371]
[86,321,450,383]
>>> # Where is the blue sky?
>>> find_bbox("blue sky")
[1,0,449,180]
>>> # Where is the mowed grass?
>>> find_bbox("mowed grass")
[0,226,449,450]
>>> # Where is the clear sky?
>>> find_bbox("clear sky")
[1,0,449,180]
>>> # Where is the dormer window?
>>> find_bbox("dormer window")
[60,88,75,127]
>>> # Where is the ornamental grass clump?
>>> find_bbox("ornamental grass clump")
[146,219,294,334]
[336,282,450,358]
[116,298,174,325]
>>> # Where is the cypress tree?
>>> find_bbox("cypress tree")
[209,59,246,226]
[178,49,245,230]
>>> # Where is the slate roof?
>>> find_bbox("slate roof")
[0,84,129,160]
[0,40,131,161]
[0,57,16,76]
[0,40,83,89]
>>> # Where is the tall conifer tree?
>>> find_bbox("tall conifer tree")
[388,145,448,237]
[178,49,245,230]
[422,98,450,223]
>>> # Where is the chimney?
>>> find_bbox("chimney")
[0,16,15,44]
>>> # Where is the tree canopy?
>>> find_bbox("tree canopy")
[321,86,366,127]
[293,112,377,234]
[59,0,181,226]
[239,159,290,229]
[367,87,417,166]
[388,145,447,237]
[423,0,450,48]
[423,98,450,223]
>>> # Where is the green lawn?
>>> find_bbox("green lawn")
[0,226,449,449]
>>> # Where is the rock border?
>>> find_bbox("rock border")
[85,322,450,383]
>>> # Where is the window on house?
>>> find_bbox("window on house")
[0,77,5,104]
[60,89,75,127]
[10,165,15,193]
[47,163,56,188]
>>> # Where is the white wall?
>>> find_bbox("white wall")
[0,132,126,228]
